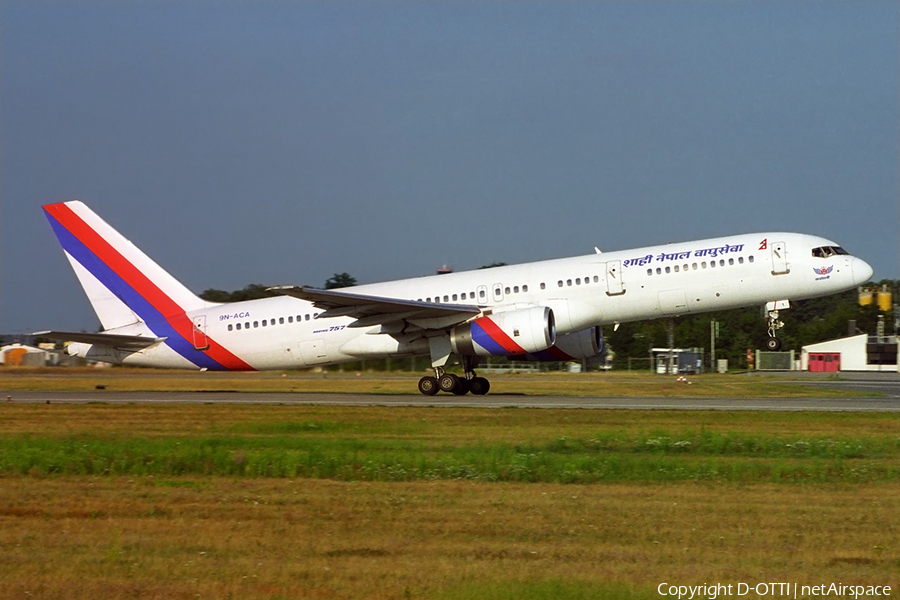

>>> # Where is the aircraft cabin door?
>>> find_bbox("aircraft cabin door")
[192,315,209,350]
[771,241,789,275]
[606,261,625,296]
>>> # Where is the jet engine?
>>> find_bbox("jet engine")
[518,326,604,361]
[451,306,555,357]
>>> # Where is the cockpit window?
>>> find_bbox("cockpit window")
[812,246,849,258]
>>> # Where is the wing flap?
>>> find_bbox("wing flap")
[268,286,481,328]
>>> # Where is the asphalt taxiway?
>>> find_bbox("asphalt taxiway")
[4,389,900,411]
[4,372,900,411]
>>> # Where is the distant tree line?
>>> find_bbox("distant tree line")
[199,273,358,303]
[199,284,278,303]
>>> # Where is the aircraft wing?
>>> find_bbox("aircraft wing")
[268,286,481,329]
[33,330,166,351]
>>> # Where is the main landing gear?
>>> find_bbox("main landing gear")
[418,368,491,396]
[418,356,490,396]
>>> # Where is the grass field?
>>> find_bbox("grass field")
[1,398,899,599]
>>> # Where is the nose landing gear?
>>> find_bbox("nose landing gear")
[764,300,789,351]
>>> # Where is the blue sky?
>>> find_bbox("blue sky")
[2,1,898,333]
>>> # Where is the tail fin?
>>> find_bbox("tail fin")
[43,201,207,331]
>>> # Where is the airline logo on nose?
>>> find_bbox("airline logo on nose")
[814,265,834,281]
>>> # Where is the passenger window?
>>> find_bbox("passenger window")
[702,262,707,269]
[254,321,259,328]
[443,295,449,302]
[656,267,662,274]
[513,286,519,293]
[495,287,502,296]
[305,315,310,321]
[522,285,528,292]
[566,279,572,286]
[729,258,734,266]
[674,266,679,273]
[262,320,267,327]
[593,276,599,283]
[558,280,564,287]
[288,316,293,323]
[719,260,725,267]
[683,264,688,271]
[692,263,698,270]
[665,266,671,273]
[452,294,458,301]
[749,256,754,263]
[245,322,250,329]
[228,324,234,331]
[479,290,486,298]
[279,317,284,324]
[738,257,744,264]
[647,269,653,276]
[576,278,581,285]
[504,287,510,295]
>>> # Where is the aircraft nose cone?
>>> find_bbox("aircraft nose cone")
[852,257,874,285]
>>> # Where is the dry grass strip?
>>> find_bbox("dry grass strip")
[0,478,898,599]
[0,367,863,397]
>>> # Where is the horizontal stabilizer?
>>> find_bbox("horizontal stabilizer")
[33,330,166,351]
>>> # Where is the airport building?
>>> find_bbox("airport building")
[800,334,898,372]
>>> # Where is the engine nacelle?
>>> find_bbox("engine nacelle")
[451,306,555,357]
[518,326,604,361]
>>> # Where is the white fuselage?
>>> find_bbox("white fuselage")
[86,232,869,370]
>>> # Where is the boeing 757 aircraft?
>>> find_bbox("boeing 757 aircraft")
[37,201,873,395]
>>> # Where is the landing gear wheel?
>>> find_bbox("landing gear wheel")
[438,373,460,394]
[766,337,783,351]
[452,378,469,395]
[468,377,490,396]
[418,376,439,396]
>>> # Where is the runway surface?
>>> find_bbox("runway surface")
[4,372,900,411]
[5,388,900,411]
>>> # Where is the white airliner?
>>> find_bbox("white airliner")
[37,201,873,395]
